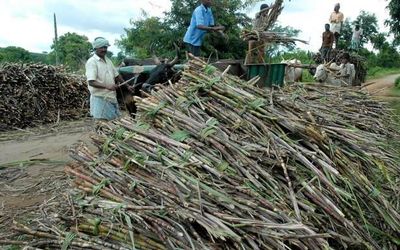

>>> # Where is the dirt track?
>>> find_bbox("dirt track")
[0,119,96,235]
[362,74,400,98]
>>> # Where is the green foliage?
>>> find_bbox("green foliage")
[353,11,379,46]
[339,11,379,50]
[0,46,32,62]
[118,17,175,58]
[366,67,400,79]
[30,52,49,64]
[375,43,400,68]
[171,130,191,142]
[395,76,400,88]
[265,24,301,57]
[49,32,92,71]
[385,0,400,44]
[338,19,352,49]
[118,0,267,60]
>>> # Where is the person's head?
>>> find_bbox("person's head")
[325,23,330,31]
[92,37,110,58]
[341,52,350,64]
[334,3,340,12]
[355,24,360,30]
[201,0,212,7]
[260,3,269,10]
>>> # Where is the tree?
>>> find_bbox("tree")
[118,0,264,59]
[265,24,301,57]
[0,46,32,62]
[338,19,352,49]
[353,11,378,47]
[49,32,92,71]
[385,0,400,44]
[117,17,174,59]
[337,11,378,50]
[375,42,400,67]
[370,33,387,51]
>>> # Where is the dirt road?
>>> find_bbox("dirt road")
[0,119,96,235]
[362,74,400,98]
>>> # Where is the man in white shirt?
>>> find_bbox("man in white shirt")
[329,3,344,48]
[85,37,124,120]
[338,53,355,86]
[350,24,363,51]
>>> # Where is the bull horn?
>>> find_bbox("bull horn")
[150,42,161,65]
[167,43,179,66]
[151,54,160,65]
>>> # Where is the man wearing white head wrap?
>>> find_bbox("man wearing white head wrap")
[85,37,124,120]
[329,3,344,48]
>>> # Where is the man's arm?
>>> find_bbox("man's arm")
[328,33,334,48]
[196,25,224,31]
[194,8,224,32]
[88,80,117,90]
[115,75,124,84]
[86,59,117,90]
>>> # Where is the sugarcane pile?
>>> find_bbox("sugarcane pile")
[241,30,308,45]
[0,63,89,131]
[241,0,307,46]
[7,58,400,249]
[312,49,367,86]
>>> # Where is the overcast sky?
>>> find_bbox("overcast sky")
[0,0,391,55]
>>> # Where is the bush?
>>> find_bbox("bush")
[395,76,400,88]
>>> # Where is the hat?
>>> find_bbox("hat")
[260,4,269,10]
[92,37,110,49]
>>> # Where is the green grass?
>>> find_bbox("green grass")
[395,76,400,88]
[390,87,400,97]
[367,67,400,80]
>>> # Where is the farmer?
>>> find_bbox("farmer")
[183,0,225,57]
[320,23,335,61]
[350,24,363,51]
[85,37,124,120]
[246,3,271,64]
[329,3,344,49]
[337,52,355,86]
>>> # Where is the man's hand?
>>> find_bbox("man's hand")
[212,25,225,31]
[127,86,135,93]
[106,85,117,91]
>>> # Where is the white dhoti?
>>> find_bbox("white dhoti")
[330,22,341,34]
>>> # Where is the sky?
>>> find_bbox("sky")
[0,0,391,55]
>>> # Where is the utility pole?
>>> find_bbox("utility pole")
[54,13,59,65]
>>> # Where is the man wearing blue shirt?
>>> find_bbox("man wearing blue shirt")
[183,0,225,56]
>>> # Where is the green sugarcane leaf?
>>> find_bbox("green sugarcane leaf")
[147,101,167,118]
[182,150,193,162]
[217,161,229,172]
[206,117,219,127]
[92,178,111,195]
[129,181,137,191]
[201,128,217,139]
[89,218,102,236]
[249,98,265,110]
[204,65,217,75]
[134,121,150,132]
[61,232,76,250]
[123,213,136,250]
[171,130,191,142]
[115,127,126,140]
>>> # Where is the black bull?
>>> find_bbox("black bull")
[117,58,179,115]
[117,59,246,116]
